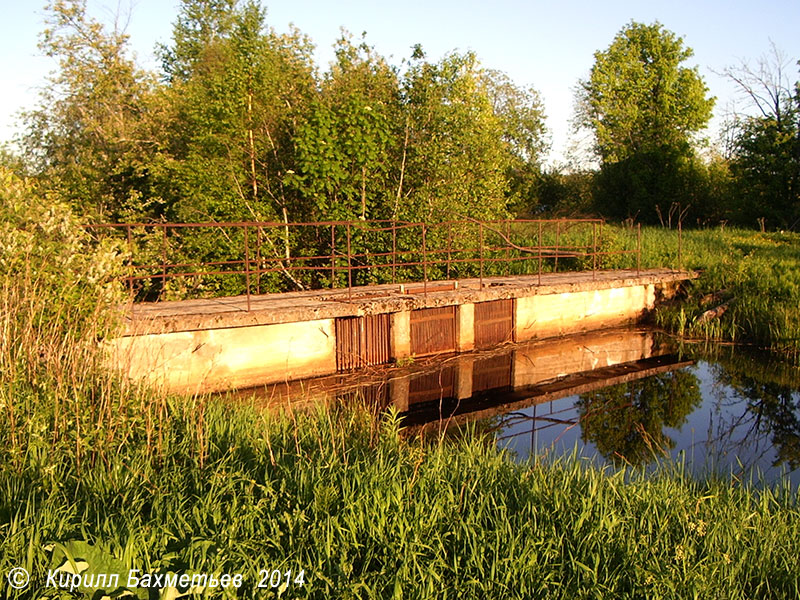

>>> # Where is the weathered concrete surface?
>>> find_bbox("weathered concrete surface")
[107,319,336,394]
[515,284,657,341]
[122,269,694,335]
[457,304,475,352]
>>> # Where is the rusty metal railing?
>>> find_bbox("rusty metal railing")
[86,218,642,310]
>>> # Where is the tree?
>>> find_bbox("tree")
[158,0,238,83]
[157,0,315,224]
[576,21,715,221]
[22,0,155,221]
[401,51,511,222]
[292,33,402,222]
[723,46,800,229]
[482,69,548,213]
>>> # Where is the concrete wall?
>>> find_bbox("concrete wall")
[107,319,336,394]
[515,284,656,341]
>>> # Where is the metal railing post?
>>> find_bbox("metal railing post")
[127,224,134,320]
[554,221,560,273]
[506,220,511,276]
[479,222,484,288]
[637,223,642,274]
[537,221,542,285]
[422,223,428,298]
[244,225,251,311]
[346,223,352,302]
[392,221,397,284]
[592,221,597,280]
[447,221,452,280]
[331,224,336,288]
[678,220,683,271]
[161,224,167,300]
[255,226,262,295]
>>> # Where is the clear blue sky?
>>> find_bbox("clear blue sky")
[2,0,798,165]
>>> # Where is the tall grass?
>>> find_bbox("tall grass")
[2,399,800,599]
[602,225,800,362]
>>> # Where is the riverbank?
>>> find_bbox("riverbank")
[604,226,800,362]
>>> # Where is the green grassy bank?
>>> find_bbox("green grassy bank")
[601,226,800,362]
[3,396,800,600]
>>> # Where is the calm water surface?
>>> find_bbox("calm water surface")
[493,358,800,486]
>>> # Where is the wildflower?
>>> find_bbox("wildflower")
[674,544,685,562]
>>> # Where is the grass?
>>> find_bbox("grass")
[598,225,800,362]
[3,397,800,599]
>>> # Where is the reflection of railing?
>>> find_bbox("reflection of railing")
[87,218,643,309]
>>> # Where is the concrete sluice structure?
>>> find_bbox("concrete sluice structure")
[107,268,695,395]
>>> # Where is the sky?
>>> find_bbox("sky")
[1,0,798,166]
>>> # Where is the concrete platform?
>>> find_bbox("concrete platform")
[123,268,695,335]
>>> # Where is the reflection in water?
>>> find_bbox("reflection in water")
[577,370,702,467]
[238,328,800,485]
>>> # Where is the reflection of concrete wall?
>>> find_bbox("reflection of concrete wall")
[511,329,654,388]
[390,329,658,412]
[515,285,656,341]
[107,319,336,394]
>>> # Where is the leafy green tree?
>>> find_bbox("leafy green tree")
[158,0,315,224]
[401,51,511,222]
[292,33,402,222]
[483,69,548,213]
[576,21,714,222]
[532,168,594,216]
[150,0,318,295]
[22,0,155,221]
[158,0,238,83]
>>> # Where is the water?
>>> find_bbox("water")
[494,359,800,486]
[243,328,800,486]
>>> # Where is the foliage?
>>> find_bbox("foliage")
[401,51,511,222]
[292,33,402,222]
[576,21,714,222]
[577,21,713,163]
[20,0,156,221]
[723,48,800,229]
[158,0,316,225]
[482,69,549,213]
[0,167,123,351]
[0,168,126,470]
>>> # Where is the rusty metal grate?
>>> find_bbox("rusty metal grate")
[472,354,513,393]
[474,299,514,350]
[407,367,456,406]
[335,314,391,371]
[410,306,456,356]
